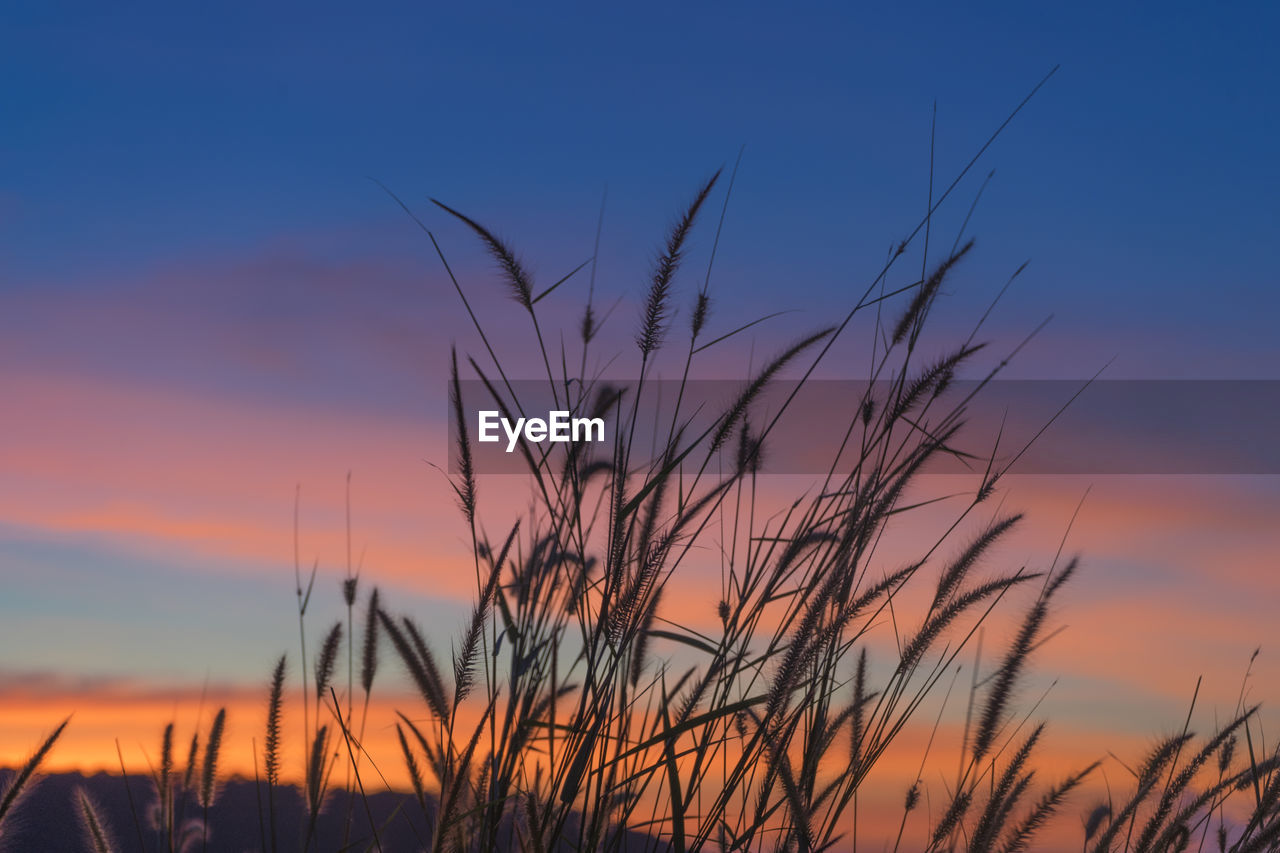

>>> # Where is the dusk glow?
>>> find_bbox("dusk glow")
[3,4,1278,851]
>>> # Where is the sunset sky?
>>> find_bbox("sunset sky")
[3,2,1279,835]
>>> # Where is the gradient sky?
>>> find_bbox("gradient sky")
[3,2,1279,837]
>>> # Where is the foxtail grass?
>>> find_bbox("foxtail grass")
[71,68,1280,851]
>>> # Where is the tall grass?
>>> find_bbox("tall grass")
[249,86,1280,848]
[11,73,1279,852]
[348,98,1279,847]
[372,168,1063,850]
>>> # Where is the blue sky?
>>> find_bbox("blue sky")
[3,3,1277,384]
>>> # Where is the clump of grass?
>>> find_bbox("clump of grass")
[1074,679,1280,853]
[351,77,1114,849]
[75,68,1278,852]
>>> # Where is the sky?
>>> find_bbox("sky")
[2,1,1279,843]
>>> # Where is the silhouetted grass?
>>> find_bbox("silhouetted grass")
[7,69,1280,852]
[349,138,1091,848]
